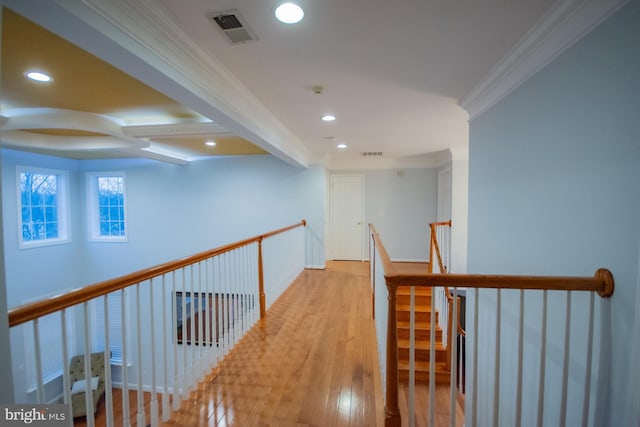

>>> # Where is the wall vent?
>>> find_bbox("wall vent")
[361,152,384,157]
[209,10,258,44]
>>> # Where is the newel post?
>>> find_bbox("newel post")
[385,280,401,427]
[258,237,266,319]
[428,223,435,274]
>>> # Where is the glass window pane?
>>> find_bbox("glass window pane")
[45,223,58,239]
[18,170,64,245]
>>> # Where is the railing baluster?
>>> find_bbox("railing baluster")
[103,297,114,427]
[471,289,479,427]
[537,290,548,427]
[449,288,458,427]
[189,265,196,391]
[222,253,229,350]
[232,251,239,345]
[582,292,595,427]
[32,319,44,404]
[253,243,259,325]
[196,261,203,380]
[121,290,131,427]
[136,284,146,427]
[560,292,571,426]
[172,270,181,410]
[83,303,95,427]
[493,289,501,426]
[61,310,71,406]
[162,274,171,421]
[243,246,249,333]
[181,267,188,400]
[149,278,159,427]
[515,289,524,427]
[205,259,212,371]
[215,255,223,359]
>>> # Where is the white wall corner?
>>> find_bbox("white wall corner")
[459,0,629,120]
[448,147,468,162]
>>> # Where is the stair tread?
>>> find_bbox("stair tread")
[397,321,441,330]
[397,339,446,351]
[397,287,432,295]
[396,304,435,312]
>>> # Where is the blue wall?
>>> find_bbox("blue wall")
[467,2,640,425]
[335,168,439,261]
[1,150,325,306]
[1,150,326,401]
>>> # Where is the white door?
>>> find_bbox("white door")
[330,175,364,260]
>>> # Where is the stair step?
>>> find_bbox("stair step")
[398,360,451,385]
[397,339,447,362]
[397,321,442,341]
[396,294,432,306]
[397,286,432,295]
[396,308,438,323]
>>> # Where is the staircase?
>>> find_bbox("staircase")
[396,285,451,384]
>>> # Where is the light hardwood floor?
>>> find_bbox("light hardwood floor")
[75,261,463,426]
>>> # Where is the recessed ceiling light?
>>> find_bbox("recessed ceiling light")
[205,140,217,146]
[25,71,52,82]
[275,3,304,24]
[321,114,336,122]
[337,143,347,149]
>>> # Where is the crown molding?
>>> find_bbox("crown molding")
[45,0,311,167]
[459,0,629,120]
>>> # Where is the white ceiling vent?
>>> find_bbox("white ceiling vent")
[361,151,384,157]
[209,10,258,44]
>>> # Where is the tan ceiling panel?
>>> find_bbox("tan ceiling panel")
[152,135,268,156]
[0,8,266,160]
[1,9,190,118]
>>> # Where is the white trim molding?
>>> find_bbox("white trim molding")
[459,0,629,120]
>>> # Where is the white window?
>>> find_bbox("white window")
[93,291,129,364]
[87,172,127,242]
[17,166,70,248]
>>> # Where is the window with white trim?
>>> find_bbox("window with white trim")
[17,167,70,248]
[87,172,127,242]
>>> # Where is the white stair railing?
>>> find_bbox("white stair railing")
[370,223,614,427]
[8,220,306,426]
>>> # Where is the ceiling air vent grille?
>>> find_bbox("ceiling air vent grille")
[361,152,384,157]
[209,10,258,44]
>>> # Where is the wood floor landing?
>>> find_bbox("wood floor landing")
[163,260,383,427]
[76,261,463,426]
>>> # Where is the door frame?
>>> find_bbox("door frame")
[328,174,365,261]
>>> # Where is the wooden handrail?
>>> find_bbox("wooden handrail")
[370,223,614,427]
[381,270,614,296]
[9,220,307,327]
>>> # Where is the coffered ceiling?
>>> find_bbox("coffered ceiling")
[1,0,620,169]
[1,8,267,163]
